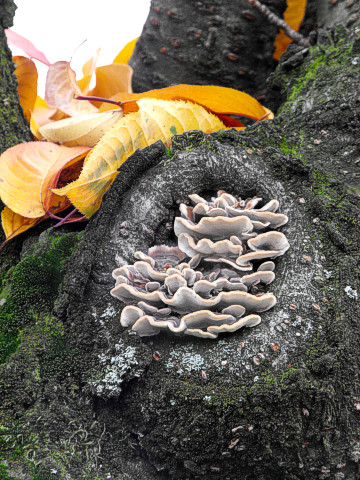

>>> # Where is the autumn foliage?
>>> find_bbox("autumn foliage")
[0,1,306,244]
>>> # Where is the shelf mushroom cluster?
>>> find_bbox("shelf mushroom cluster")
[111,191,290,339]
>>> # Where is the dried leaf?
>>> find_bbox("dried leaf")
[113,38,138,64]
[53,98,226,217]
[77,48,101,93]
[0,142,89,218]
[1,192,73,243]
[273,0,307,61]
[45,61,98,116]
[13,56,38,122]
[99,84,273,121]
[5,29,50,65]
[30,96,57,140]
[39,110,123,147]
[1,207,40,242]
[89,64,133,102]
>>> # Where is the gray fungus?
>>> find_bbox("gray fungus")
[111,191,289,339]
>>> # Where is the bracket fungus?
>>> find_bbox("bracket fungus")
[111,191,289,339]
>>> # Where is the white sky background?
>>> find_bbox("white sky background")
[10,0,151,94]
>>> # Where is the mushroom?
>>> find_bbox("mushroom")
[111,190,290,339]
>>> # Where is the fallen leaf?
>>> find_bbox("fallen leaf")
[53,98,226,217]
[89,64,133,103]
[217,114,245,128]
[99,84,273,121]
[1,191,75,244]
[113,38,138,64]
[0,142,89,218]
[5,29,50,65]
[13,56,38,122]
[77,48,101,93]
[45,61,98,116]
[273,0,307,61]
[1,207,40,242]
[39,110,123,147]
[30,96,57,139]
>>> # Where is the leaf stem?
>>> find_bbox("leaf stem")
[53,208,81,227]
[74,94,123,108]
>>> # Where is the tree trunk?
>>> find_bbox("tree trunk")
[129,0,286,102]
[0,9,32,154]
[1,3,360,480]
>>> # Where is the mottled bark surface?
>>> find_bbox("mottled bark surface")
[130,0,286,102]
[1,4,360,480]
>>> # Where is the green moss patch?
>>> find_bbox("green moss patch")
[0,232,79,364]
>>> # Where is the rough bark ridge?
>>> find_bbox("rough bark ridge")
[1,24,359,480]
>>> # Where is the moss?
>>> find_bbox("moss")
[275,29,354,118]
[0,232,80,364]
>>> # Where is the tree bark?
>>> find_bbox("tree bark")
[1,3,360,480]
[129,0,286,102]
[0,12,32,154]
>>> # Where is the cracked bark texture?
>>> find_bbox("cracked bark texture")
[1,4,360,480]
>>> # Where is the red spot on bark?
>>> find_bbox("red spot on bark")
[227,53,238,61]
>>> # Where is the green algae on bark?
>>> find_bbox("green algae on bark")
[0,231,80,364]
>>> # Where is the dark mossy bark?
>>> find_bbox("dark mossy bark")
[0,26,32,154]
[1,4,360,480]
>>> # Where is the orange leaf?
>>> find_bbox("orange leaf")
[99,84,272,121]
[30,96,57,139]
[88,64,133,103]
[77,48,101,93]
[53,98,226,217]
[5,29,50,65]
[1,194,71,244]
[113,38,138,64]
[45,61,98,116]
[1,207,40,242]
[13,56,38,122]
[0,142,89,218]
[273,0,307,61]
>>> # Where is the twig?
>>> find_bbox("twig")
[247,0,310,48]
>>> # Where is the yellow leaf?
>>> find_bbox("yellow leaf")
[273,0,307,61]
[1,193,72,243]
[45,61,98,116]
[39,110,123,147]
[0,142,89,218]
[30,96,57,140]
[1,206,40,242]
[52,98,226,217]
[99,84,272,121]
[77,48,101,93]
[13,56,38,122]
[113,38,138,64]
[89,64,133,101]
